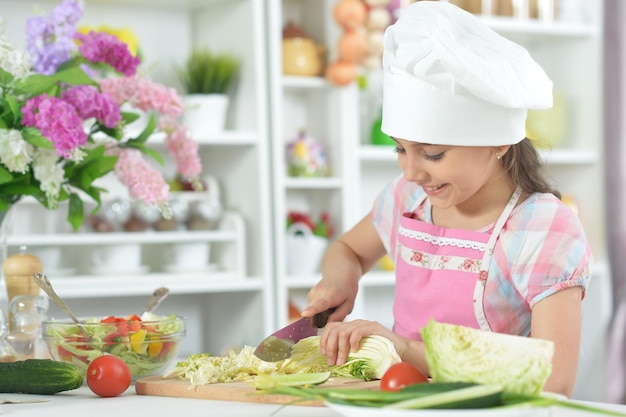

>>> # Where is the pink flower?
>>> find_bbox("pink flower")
[165,125,202,179]
[99,76,183,117]
[462,259,476,271]
[75,30,140,76]
[410,251,424,263]
[114,148,169,207]
[21,94,87,159]
[478,270,488,283]
[61,85,121,128]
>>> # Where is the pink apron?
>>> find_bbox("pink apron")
[392,187,521,340]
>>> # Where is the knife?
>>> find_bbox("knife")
[254,308,335,362]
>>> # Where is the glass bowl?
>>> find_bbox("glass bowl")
[42,314,185,379]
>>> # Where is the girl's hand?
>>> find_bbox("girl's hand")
[320,319,407,366]
[302,275,358,324]
[320,319,431,377]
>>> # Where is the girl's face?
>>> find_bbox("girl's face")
[393,138,508,210]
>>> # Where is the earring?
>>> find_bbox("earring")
[496,151,502,160]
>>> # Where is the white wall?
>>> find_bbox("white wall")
[574,262,612,400]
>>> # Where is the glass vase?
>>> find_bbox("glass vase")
[0,206,14,318]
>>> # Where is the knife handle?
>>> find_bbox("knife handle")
[312,307,336,328]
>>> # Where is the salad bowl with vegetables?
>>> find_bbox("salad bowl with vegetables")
[42,313,185,379]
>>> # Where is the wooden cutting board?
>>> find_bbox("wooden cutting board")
[135,375,379,406]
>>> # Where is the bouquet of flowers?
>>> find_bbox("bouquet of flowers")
[0,0,202,231]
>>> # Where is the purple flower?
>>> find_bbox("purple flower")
[61,85,122,128]
[75,31,140,77]
[21,94,87,159]
[50,0,83,33]
[25,0,84,75]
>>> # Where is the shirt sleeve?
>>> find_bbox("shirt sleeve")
[505,194,593,307]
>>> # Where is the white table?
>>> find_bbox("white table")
[1,386,626,417]
[2,387,332,417]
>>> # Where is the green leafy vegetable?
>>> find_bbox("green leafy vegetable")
[166,347,281,386]
[168,335,401,386]
[254,371,331,389]
[263,383,626,415]
[282,335,401,380]
[421,320,554,395]
[386,384,503,409]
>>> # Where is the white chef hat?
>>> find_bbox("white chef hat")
[381,1,553,146]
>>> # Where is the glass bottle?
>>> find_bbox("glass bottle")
[7,294,50,360]
[0,306,17,362]
[4,245,42,329]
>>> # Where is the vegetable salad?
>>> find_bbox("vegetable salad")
[43,313,185,378]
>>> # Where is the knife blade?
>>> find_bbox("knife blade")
[254,308,335,362]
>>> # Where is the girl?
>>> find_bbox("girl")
[301,1,592,398]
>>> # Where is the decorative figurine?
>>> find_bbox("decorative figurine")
[286,130,329,177]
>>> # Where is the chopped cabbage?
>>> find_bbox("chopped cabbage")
[421,320,554,395]
[281,335,401,380]
[167,335,401,386]
[164,346,279,386]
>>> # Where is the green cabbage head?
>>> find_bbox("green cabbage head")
[421,320,554,396]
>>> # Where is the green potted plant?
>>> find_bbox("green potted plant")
[176,48,241,135]
[177,48,241,95]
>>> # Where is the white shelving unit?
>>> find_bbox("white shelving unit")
[267,0,361,326]
[0,0,274,357]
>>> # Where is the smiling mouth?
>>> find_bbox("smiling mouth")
[423,184,444,192]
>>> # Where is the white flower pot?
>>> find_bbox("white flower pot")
[285,223,328,276]
[183,94,229,136]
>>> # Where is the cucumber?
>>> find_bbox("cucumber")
[264,380,503,409]
[386,384,503,409]
[321,388,417,404]
[401,381,478,395]
[255,371,331,389]
[0,359,83,395]
[109,343,127,356]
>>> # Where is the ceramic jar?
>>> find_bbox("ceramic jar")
[282,37,325,77]
[282,21,325,77]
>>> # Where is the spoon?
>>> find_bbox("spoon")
[33,272,89,339]
[141,287,170,317]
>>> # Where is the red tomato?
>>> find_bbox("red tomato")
[87,355,132,397]
[100,316,130,335]
[100,316,117,323]
[380,362,428,392]
[127,316,142,332]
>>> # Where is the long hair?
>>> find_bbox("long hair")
[501,138,561,199]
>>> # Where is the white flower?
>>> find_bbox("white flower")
[0,129,33,173]
[32,148,64,207]
[0,21,31,80]
[67,147,86,162]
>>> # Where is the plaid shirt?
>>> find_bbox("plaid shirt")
[371,175,593,336]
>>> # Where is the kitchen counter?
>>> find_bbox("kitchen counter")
[2,386,626,417]
[0,386,336,417]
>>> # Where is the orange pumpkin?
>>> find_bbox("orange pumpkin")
[325,60,359,86]
[333,0,368,30]
[337,29,369,63]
